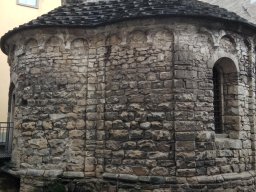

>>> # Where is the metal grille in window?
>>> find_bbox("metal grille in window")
[213,66,223,133]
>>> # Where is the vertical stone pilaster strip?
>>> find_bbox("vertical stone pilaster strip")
[174,30,197,177]
[249,44,256,170]
[85,44,97,177]
[85,34,107,177]
[95,38,107,177]
[172,33,177,176]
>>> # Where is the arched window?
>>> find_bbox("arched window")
[8,83,15,123]
[212,58,239,137]
[7,83,15,153]
[213,65,223,133]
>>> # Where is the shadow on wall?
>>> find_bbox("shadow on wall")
[0,169,19,192]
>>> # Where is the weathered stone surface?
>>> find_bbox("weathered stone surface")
[63,171,84,178]
[28,138,48,149]
[22,122,36,131]
[42,121,53,129]
[3,2,256,191]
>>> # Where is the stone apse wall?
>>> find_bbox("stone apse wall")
[6,18,256,191]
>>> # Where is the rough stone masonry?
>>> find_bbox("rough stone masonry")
[1,0,256,191]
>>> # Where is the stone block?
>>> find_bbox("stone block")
[175,132,195,141]
[63,171,84,178]
[132,167,149,176]
[148,130,171,141]
[44,170,63,177]
[22,122,36,131]
[196,131,214,142]
[149,176,165,184]
[122,141,136,149]
[176,151,195,160]
[151,167,169,176]
[49,114,67,121]
[148,152,169,159]
[85,157,96,172]
[147,112,166,121]
[102,172,118,180]
[140,122,151,129]
[28,138,48,149]
[129,130,144,140]
[138,140,155,150]
[126,150,146,158]
[243,140,251,149]
[27,169,45,177]
[69,130,84,138]
[109,130,129,140]
[224,116,241,130]
[174,70,197,79]
[215,138,242,150]
[207,167,220,175]
[176,160,196,169]
[119,174,138,182]
[160,72,172,80]
[105,112,119,120]
[218,150,233,157]
[175,121,197,131]
[176,141,195,151]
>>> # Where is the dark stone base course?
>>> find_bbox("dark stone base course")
[21,172,256,192]
[0,171,20,192]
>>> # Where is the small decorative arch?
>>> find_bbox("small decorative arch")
[128,30,147,47]
[70,38,89,55]
[45,36,63,48]
[106,34,122,46]
[208,51,239,72]
[90,34,105,48]
[25,38,38,53]
[199,27,217,47]
[219,35,236,53]
[153,29,174,49]
[243,38,252,52]
[212,57,240,138]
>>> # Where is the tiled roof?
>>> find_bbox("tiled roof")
[201,0,256,24]
[1,0,256,54]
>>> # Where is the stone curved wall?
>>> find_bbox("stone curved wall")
[5,18,256,191]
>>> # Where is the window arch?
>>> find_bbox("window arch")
[213,65,223,133]
[8,83,15,123]
[212,58,239,137]
[7,83,15,153]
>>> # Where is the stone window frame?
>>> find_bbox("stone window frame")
[16,0,38,8]
[7,83,15,153]
[212,57,240,139]
[8,83,15,123]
